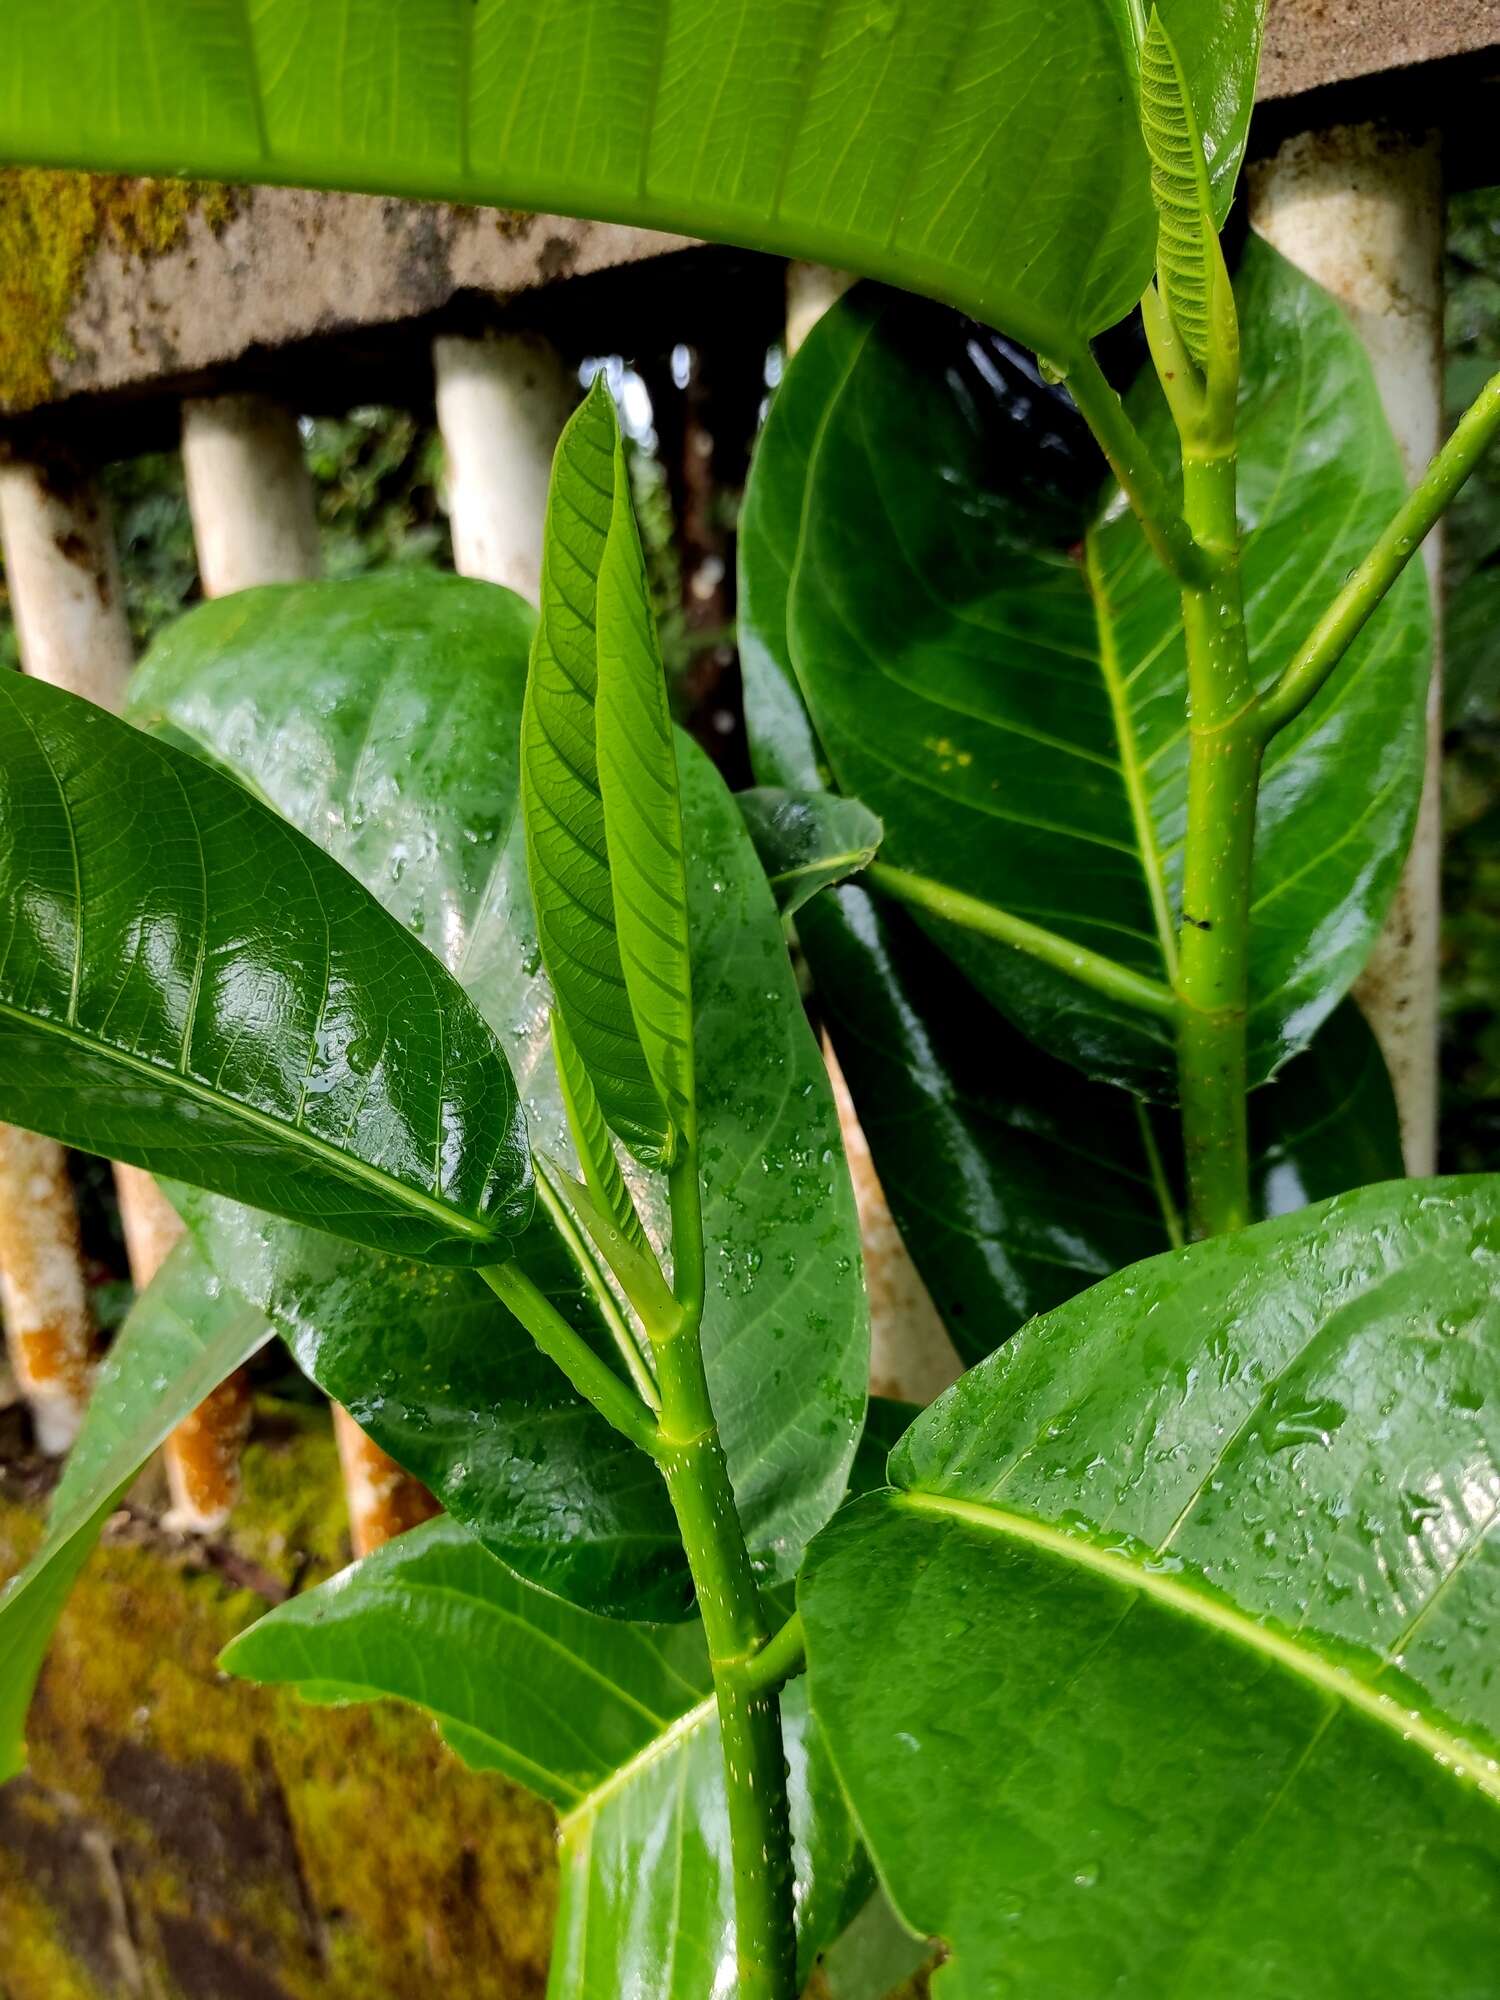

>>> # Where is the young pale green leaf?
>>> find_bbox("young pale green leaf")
[524,379,673,1166]
[743,251,1429,1096]
[129,574,867,1598]
[550,1011,653,1265]
[0,1238,271,1781]
[802,1177,1500,1998]
[1140,8,1218,371]
[0,0,1264,373]
[736,789,884,920]
[594,409,697,1150]
[0,669,531,1263]
[802,883,1402,1361]
[224,1515,864,1997]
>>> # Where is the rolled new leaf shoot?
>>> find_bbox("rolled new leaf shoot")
[523,380,672,1167]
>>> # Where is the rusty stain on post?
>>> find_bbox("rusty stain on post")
[0,1130,95,1454]
[332,1405,440,1559]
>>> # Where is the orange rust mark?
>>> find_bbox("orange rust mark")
[0,1124,97,1453]
[162,1367,254,1534]
[332,1404,440,1559]
[115,1163,252,1534]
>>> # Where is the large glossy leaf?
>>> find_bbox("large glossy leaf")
[129,573,867,1595]
[0,1238,271,1781]
[801,1177,1500,1998]
[804,882,1402,1362]
[223,1514,863,1998]
[743,249,1430,1095]
[0,0,1262,363]
[0,668,531,1262]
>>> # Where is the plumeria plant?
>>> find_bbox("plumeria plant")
[1,2,1498,1996]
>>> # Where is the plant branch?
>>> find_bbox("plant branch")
[649,1145,799,2000]
[532,1167,660,1409]
[1067,346,1207,585]
[866,861,1179,1020]
[478,1259,658,1453]
[733,1611,806,1698]
[1258,368,1500,740]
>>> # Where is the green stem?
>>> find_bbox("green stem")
[478,1260,657,1453]
[866,862,1178,1020]
[650,1146,798,2000]
[1067,347,1207,585]
[1259,369,1500,740]
[1173,444,1259,1237]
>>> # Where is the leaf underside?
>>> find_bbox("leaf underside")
[0,0,1264,367]
[1141,8,1216,368]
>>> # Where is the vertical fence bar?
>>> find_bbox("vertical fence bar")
[433,330,576,602]
[181,393,322,594]
[0,455,132,1447]
[1250,125,1446,1174]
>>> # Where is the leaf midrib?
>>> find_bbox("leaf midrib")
[898,1489,1500,1804]
[0,997,495,1248]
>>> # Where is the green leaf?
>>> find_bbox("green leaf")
[170,1182,686,1617]
[129,572,867,1597]
[736,789,883,920]
[224,1514,863,1997]
[0,1238,270,1781]
[595,409,697,1152]
[743,251,1430,1095]
[550,1011,654,1268]
[0,0,1264,364]
[524,380,675,1166]
[0,668,531,1263]
[803,882,1402,1361]
[801,1177,1500,1998]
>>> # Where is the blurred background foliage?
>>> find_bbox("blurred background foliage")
[2,201,1496,1171]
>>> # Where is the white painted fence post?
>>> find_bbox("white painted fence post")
[0,458,134,1447]
[433,330,577,601]
[181,394,321,594]
[1250,126,1446,1174]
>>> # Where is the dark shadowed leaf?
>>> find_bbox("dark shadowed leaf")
[803,882,1403,1361]
[802,1178,1500,1999]
[743,252,1429,1095]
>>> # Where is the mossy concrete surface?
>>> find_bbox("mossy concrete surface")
[0,171,236,414]
[0,1399,556,2000]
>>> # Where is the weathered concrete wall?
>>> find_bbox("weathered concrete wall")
[0,1402,556,2000]
[0,173,688,419]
